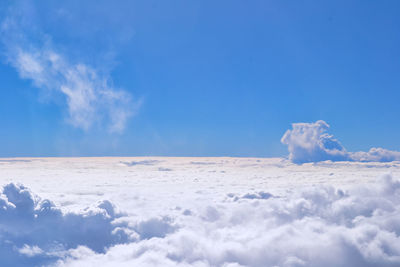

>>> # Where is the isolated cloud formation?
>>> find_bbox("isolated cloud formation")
[1,174,398,266]
[282,120,400,163]
[281,120,349,163]
[0,5,139,132]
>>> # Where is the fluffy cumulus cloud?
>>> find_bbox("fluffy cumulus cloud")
[281,120,349,163]
[1,174,400,266]
[281,120,400,163]
[0,183,175,267]
[0,4,140,132]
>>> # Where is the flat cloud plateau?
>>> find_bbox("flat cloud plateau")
[1,157,400,266]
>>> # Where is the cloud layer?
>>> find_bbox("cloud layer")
[0,3,139,132]
[0,183,133,266]
[0,183,175,267]
[282,120,400,163]
[55,174,400,267]
[1,173,400,266]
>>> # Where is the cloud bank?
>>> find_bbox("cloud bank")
[1,174,400,266]
[0,183,131,266]
[282,120,400,163]
[56,174,400,267]
[0,4,139,132]
[0,183,176,267]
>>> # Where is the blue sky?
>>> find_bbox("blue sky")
[1,0,400,157]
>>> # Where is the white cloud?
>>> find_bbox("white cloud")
[1,8,139,133]
[18,245,44,257]
[1,158,400,266]
[1,173,400,266]
[282,120,400,163]
[351,148,400,163]
[0,183,176,266]
[48,174,400,266]
[281,120,349,163]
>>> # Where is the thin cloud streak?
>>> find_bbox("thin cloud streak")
[0,6,140,133]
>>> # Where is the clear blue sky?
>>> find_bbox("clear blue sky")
[0,0,400,157]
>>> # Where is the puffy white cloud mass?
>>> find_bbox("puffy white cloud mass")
[1,174,400,267]
[282,120,400,163]
[0,183,175,267]
[0,6,140,132]
[281,120,349,163]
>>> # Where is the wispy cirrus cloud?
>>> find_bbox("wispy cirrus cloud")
[0,3,140,133]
